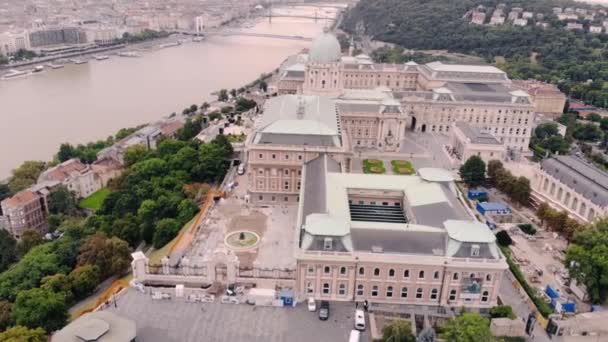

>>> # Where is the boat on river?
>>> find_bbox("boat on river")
[118,51,141,57]
[94,55,109,61]
[160,42,181,48]
[47,63,65,69]
[69,58,88,65]
[1,69,29,80]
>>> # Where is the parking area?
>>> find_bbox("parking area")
[107,288,371,342]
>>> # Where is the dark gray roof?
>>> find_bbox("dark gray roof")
[256,133,339,147]
[301,154,340,219]
[307,235,349,252]
[350,228,445,255]
[541,156,608,206]
[410,202,460,228]
[455,122,501,144]
[446,82,529,104]
[284,70,305,79]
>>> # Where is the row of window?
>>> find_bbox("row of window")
[256,195,298,202]
[255,153,304,161]
[308,282,491,303]
[309,265,493,282]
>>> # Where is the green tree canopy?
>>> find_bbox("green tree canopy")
[8,161,47,193]
[218,89,229,102]
[16,231,43,258]
[440,313,492,342]
[0,300,12,331]
[12,287,68,332]
[77,233,131,279]
[566,218,608,303]
[0,325,47,342]
[382,319,416,342]
[0,230,17,273]
[153,218,182,248]
[48,186,78,216]
[459,155,486,187]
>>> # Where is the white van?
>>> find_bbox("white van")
[349,329,360,342]
[354,309,365,331]
[237,163,246,175]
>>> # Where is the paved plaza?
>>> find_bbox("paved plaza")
[107,289,371,342]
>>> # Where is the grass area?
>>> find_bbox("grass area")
[391,160,415,175]
[78,188,111,210]
[499,246,553,318]
[227,133,246,143]
[148,216,195,265]
[363,159,386,174]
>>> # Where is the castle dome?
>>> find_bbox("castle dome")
[309,28,341,64]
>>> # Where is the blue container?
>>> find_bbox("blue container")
[468,190,487,199]
[545,285,560,299]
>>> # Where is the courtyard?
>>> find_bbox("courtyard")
[107,288,371,342]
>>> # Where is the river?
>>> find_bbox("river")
[0,5,338,178]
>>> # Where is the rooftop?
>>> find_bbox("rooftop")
[253,95,341,147]
[39,158,88,183]
[455,122,502,145]
[52,311,136,342]
[1,189,39,208]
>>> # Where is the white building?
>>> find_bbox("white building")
[449,122,505,164]
[531,156,608,223]
[0,31,31,55]
[490,16,506,25]
[513,18,528,26]
[38,159,101,198]
[589,25,603,34]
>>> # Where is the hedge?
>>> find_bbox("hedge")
[518,224,537,235]
[500,246,553,317]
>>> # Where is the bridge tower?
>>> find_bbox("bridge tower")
[268,3,272,23]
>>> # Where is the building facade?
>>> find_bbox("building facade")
[277,31,538,154]
[295,155,508,310]
[38,158,101,198]
[531,156,608,222]
[0,183,55,239]
[449,122,505,164]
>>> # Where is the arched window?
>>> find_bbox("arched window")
[340,267,347,276]
[386,286,393,297]
[338,283,346,296]
[322,283,330,295]
[453,272,459,281]
[481,291,489,302]
[374,268,380,277]
[449,289,457,301]
[433,271,440,280]
[389,269,395,278]
[486,274,492,282]
[416,288,423,299]
[371,285,379,297]
[418,270,425,279]
[401,287,408,298]
[403,269,410,278]
[324,266,330,274]
[359,267,365,276]
[306,282,314,294]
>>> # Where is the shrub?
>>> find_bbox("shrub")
[496,230,512,247]
[490,305,516,319]
[518,224,537,235]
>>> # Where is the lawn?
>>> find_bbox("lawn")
[227,133,247,143]
[363,159,386,174]
[79,188,111,211]
[391,160,416,175]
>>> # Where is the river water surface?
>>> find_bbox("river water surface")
[0,6,336,178]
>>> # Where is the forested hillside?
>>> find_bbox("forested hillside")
[341,0,608,108]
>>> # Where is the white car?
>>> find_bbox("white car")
[237,163,246,175]
[354,309,365,331]
[307,297,316,312]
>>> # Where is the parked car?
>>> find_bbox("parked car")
[354,309,365,331]
[237,163,246,175]
[319,301,330,320]
[349,329,361,342]
[307,297,316,312]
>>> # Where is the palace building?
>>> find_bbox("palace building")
[277,29,538,154]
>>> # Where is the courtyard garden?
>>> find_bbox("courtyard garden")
[391,160,416,175]
[363,159,386,174]
[78,188,111,211]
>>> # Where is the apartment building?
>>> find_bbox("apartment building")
[38,158,100,198]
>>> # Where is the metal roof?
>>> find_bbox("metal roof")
[541,156,608,206]
[455,122,502,145]
[53,311,136,342]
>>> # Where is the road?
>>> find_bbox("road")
[499,270,552,342]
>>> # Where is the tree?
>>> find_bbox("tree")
[230,88,237,98]
[573,123,603,142]
[511,176,531,206]
[218,89,229,102]
[68,265,100,299]
[57,143,75,162]
[195,143,229,182]
[77,233,131,279]
[587,112,602,122]
[259,80,268,92]
[0,183,10,202]
[48,186,78,216]
[123,144,148,167]
[12,287,68,332]
[212,134,234,159]
[0,326,47,342]
[459,155,486,187]
[153,218,181,248]
[489,305,516,319]
[8,161,47,193]
[536,202,552,227]
[0,300,12,331]
[16,230,43,258]
[486,160,503,186]
[534,122,559,140]
[382,319,416,342]
[0,230,17,273]
[496,230,512,247]
[176,117,203,141]
[566,218,608,303]
[177,199,198,224]
[600,117,608,131]
[440,313,493,342]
